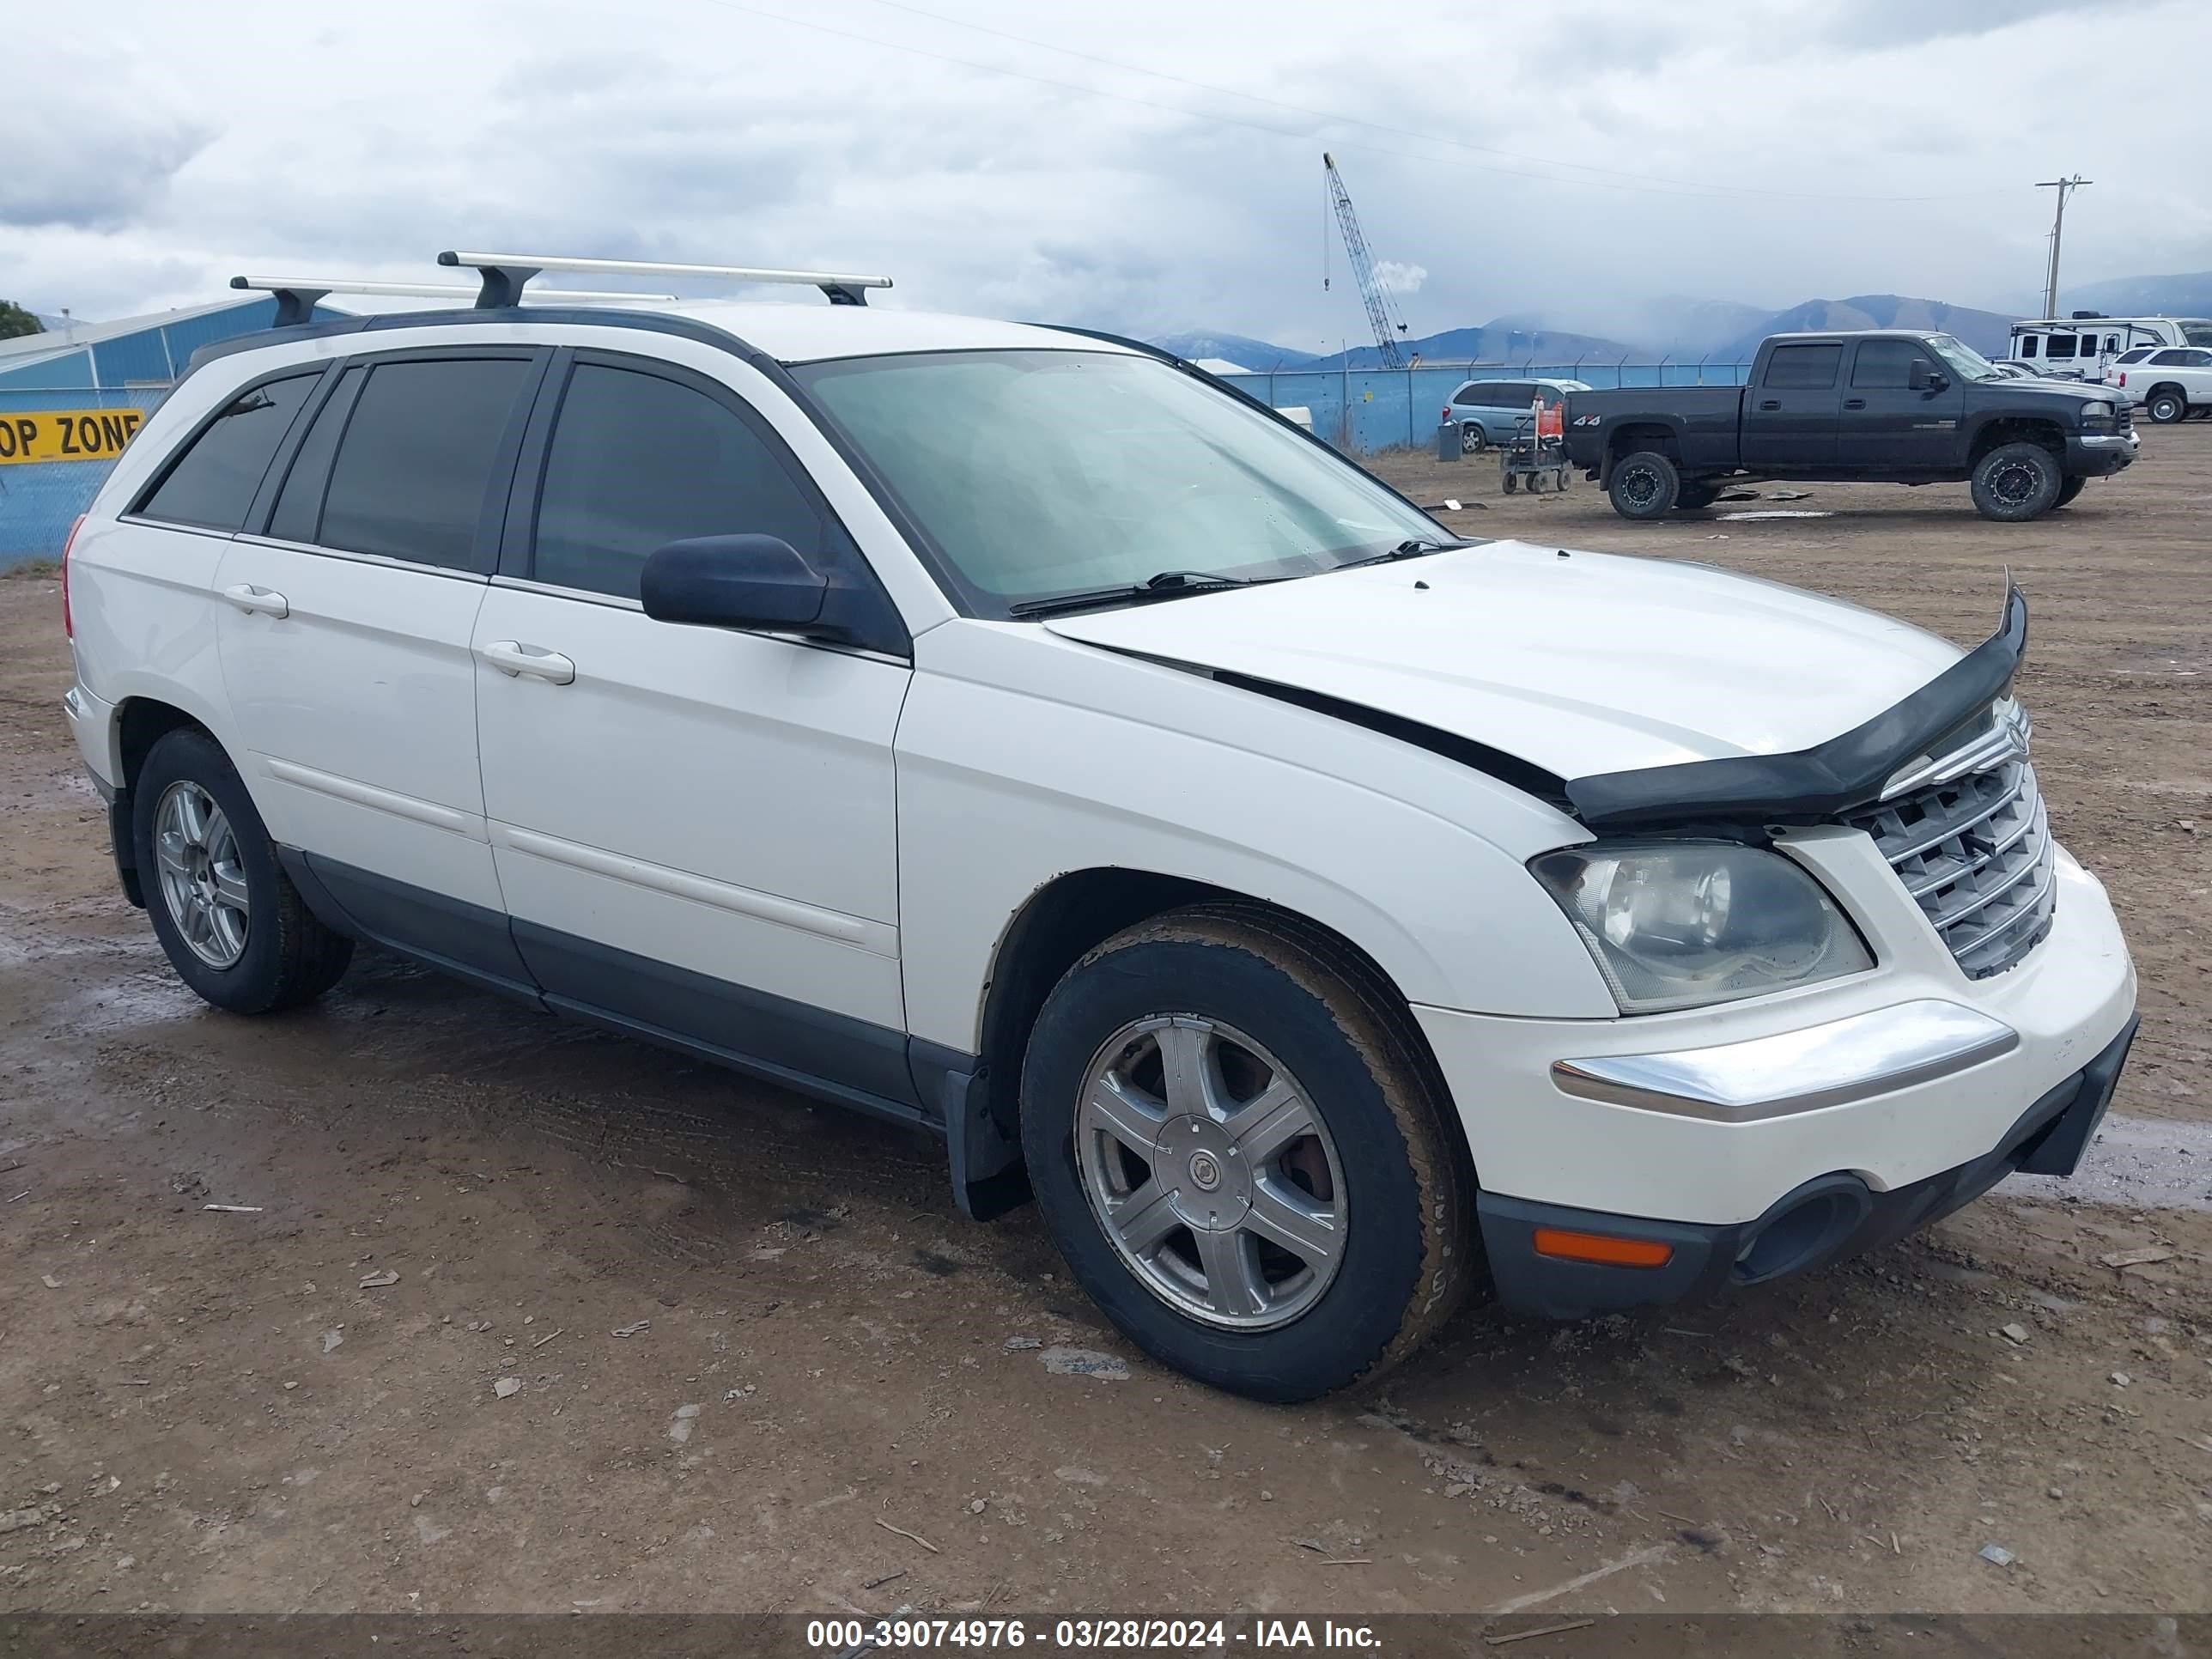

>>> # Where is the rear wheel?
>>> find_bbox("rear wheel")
[1970,441,2062,522]
[2145,386,2188,424]
[1019,908,1473,1402]
[1460,423,1487,454]
[134,728,353,1013]
[1607,450,1680,520]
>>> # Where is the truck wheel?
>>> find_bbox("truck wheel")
[1460,424,1487,454]
[1018,907,1473,1402]
[1607,451,1679,520]
[133,727,354,1013]
[1673,484,1719,512]
[1970,441,2063,521]
[2145,386,2187,424]
[2053,476,2087,508]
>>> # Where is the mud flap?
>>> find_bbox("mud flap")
[944,1066,1032,1222]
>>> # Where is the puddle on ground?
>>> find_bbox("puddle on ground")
[2003,1114,2211,1212]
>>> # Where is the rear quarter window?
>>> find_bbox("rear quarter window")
[137,372,319,532]
[1763,345,1842,389]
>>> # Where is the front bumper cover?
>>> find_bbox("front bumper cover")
[1479,1013,2137,1320]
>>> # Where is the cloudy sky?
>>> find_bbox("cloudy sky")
[8,0,2209,350]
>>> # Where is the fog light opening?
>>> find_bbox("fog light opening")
[1732,1187,1866,1285]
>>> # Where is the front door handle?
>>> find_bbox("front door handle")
[221,582,289,618]
[481,640,576,684]
[1758,398,1782,411]
[1844,398,1867,410]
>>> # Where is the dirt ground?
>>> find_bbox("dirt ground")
[2,431,2207,1621]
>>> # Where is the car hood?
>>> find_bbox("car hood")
[1042,541,1969,783]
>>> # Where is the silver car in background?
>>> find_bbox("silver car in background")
[1447,376,1591,453]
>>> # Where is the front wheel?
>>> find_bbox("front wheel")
[1607,449,1680,519]
[2145,387,2187,424]
[2052,476,2087,508]
[134,727,354,1013]
[1970,441,2062,521]
[1019,908,1473,1402]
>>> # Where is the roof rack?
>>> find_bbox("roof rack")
[436,250,892,308]
[230,275,680,326]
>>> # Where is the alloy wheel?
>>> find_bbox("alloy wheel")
[155,781,250,969]
[1074,1015,1347,1331]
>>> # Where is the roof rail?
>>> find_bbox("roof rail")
[436,250,892,308]
[231,275,678,326]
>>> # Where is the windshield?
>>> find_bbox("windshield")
[793,350,1449,615]
[1923,334,2002,382]
[2183,323,2212,348]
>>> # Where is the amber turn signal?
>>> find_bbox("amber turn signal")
[1532,1227,1674,1268]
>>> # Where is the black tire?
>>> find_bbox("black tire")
[1672,483,1720,512]
[2052,476,2087,508]
[1018,906,1474,1402]
[1501,473,1518,494]
[133,727,353,1014]
[1607,449,1680,520]
[1969,441,2063,521]
[2144,386,2187,424]
[1460,423,1486,454]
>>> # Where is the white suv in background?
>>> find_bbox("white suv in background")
[2109,346,2212,423]
[60,255,2138,1401]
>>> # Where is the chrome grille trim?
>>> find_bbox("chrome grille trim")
[1846,750,2057,979]
[1881,698,2031,800]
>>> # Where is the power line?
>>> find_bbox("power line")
[854,0,1997,204]
[677,0,2006,203]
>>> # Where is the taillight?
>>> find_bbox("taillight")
[60,514,85,639]
[2118,372,2127,387]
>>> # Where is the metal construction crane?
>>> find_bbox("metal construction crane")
[1322,152,1411,368]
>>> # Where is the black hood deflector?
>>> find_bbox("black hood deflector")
[1565,581,2029,830]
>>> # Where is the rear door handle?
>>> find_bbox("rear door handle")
[1758,399,1782,411]
[221,582,289,618]
[481,640,576,684]
[1844,398,1867,410]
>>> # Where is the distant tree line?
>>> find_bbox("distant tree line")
[0,301,44,341]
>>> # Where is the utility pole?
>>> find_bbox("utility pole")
[2036,175,2091,319]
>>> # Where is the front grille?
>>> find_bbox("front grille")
[1846,754,2057,979]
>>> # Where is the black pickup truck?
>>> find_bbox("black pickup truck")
[1563,330,2138,521]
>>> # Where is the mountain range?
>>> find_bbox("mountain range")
[1157,272,2209,372]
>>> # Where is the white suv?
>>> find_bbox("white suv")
[60,254,2138,1401]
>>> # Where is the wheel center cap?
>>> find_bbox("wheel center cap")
[1155,1114,1251,1231]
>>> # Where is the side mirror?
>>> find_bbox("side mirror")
[641,534,833,634]
[1907,358,1931,391]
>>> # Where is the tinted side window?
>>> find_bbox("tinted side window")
[267,365,363,544]
[139,374,318,532]
[2045,334,2077,359]
[1450,385,1481,407]
[2020,336,2039,357]
[319,358,532,570]
[532,363,820,601]
[2186,350,2212,368]
[1492,383,1533,407]
[1765,345,1841,389]
[1850,340,1921,387]
[2116,349,2152,364]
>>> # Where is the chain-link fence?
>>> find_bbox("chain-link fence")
[1219,360,1753,453]
[0,386,168,567]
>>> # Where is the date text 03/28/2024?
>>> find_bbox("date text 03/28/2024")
[803,1618,1382,1650]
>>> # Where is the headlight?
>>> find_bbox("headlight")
[2080,399,2116,425]
[1529,841,1873,1014]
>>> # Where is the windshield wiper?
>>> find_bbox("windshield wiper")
[1334,537,1471,570]
[1007,569,1286,620]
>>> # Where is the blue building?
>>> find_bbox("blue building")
[0,295,342,567]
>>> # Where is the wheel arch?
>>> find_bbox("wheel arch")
[105,696,226,908]
[1967,416,2066,467]
[952,867,1469,1218]
[1605,420,1682,474]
